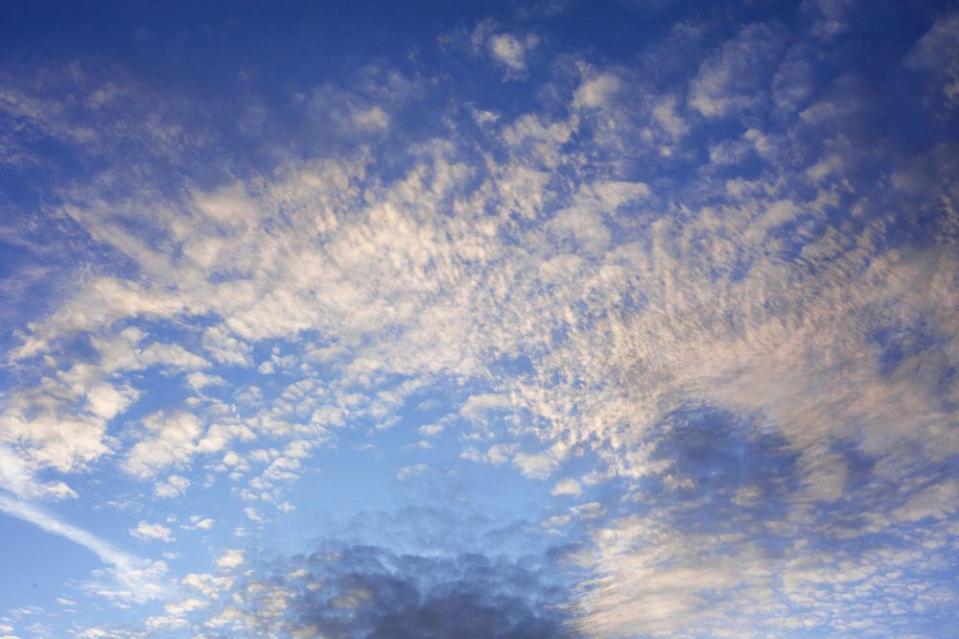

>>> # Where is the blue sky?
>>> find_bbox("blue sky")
[1,1,958,637]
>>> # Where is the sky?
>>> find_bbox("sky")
[0,0,958,637]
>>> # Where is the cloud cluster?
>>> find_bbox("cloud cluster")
[203,544,574,639]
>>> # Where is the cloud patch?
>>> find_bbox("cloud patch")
[205,543,576,638]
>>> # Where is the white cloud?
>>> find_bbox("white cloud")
[418,422,444,437]
[129,521,174,543]
[570,501,605,520]
[0,409,109,474]
[803,0,855,38]
[123,412,203,479]
[138,343,210,371]
[906,12,959,109]
[86,384,139,421]
[573,73,620,109]
[551,478,581,496]
[890,480,959,524]
[651,95,688,139]
[183,572,234,598]
[185,371,226,392]
[0,445,76,499]
[458,393,511,423]
[154,474,190,499]
[471,20,539,76]
[513,450,559,479]
[689,23,784,117]
[396,463,427,480]
[572,514,762,637]
[192,516,215,530]
[164,597,208,616]
[805,152,842,182]
[489,33,539,73]
[216,549,245,570]
[307,84,397,138]
[202,325,252,366]
[351,105,389,131]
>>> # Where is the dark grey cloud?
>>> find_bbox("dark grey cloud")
[215,544,578,639]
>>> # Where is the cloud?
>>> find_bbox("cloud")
[201,544,575,638]
[352,105,390,131]
[890,479,959,524]
[217,549,246,570]
[192,516,215,530]
[471,20,540,77]
[123,412,203,479]
[202,325,252,366]
[307,81,399,139]
[551,479,581,497]
[129,521,174,543]
[165,596,208,616]
[571,513,757,637]
[0,494,168,602]
[0,494,136,567]
[489,33,540,73]
[906,12,959,109]
[185,371,226,392]
[183,572,235,599]
[802,0,856,38]
[85,384,139,421]
[514,449,562,479]
[572,73,620,110]
[396,463,427,480]
[418,422,444,437]
[154,474,190,499]
[688,23,785,118]
[0,444,76,499]
[650,95,688,139]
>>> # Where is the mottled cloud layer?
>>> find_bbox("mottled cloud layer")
[1,1,958,638]
[197,544,573,639]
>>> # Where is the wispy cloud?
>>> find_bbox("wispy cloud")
[0,494,169,603]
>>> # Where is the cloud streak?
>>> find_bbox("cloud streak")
[0,493,169,604]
